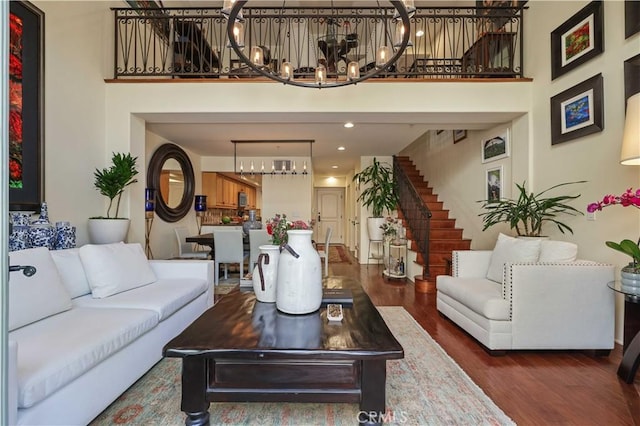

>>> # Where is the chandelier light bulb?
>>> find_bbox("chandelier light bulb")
[281,61,293,80]
[395,22,412,47]
[232,22,244,48]
[292,161,297,174]
[315,64,327,85]
[250,46,263,65]
[261,161,265,173]
[376,46,391,68]
[347,62,360,81]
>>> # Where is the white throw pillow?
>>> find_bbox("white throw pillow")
[538,240,578,263]
[50,248,91,298]
[486,233,542,283]
[79,242,157,298]
[8,247,72,331]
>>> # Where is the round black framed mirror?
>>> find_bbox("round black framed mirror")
[147,143,195,222]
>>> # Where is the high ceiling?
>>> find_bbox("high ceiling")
[144,1,512,178]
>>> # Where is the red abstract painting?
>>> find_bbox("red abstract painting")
[9,12,23,189]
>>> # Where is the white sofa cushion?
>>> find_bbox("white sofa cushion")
[9,307,158,408]
[79,242,157,298]
[73,278,207,321]
[538,240,578,263]
[437,276,510,320]
[486,233,541,283]
[50,248,91,298]
[8,247,72,331]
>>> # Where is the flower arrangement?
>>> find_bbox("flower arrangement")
[587,188,640,272]
[380,216,399,238]
[265,213,314,246]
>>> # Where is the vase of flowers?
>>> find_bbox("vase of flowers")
[587,187,640,286]
[266,213,313,246]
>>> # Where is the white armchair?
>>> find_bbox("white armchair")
[436,245,615,354]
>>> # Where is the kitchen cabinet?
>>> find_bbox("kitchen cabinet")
[202,172,259,209]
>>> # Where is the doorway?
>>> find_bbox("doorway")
[314,187,344,245]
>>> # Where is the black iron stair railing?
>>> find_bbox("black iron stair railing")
[393,156,431,280]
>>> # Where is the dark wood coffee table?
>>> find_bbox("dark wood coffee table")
[163,276,403,426]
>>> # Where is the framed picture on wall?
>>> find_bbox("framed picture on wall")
[485,166,503,202]
[453,130,467,143]
[626,0,640,39]
[551,1,603,80]
[9,1,44,211]
[481,129,510,163]
[550,73,604,145]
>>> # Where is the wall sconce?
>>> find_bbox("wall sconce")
[194,195,207,234]
[144,188,155,259]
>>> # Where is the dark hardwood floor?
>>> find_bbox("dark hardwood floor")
[330,253,640,426]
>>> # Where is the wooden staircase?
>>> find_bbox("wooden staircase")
[395,156,471,289]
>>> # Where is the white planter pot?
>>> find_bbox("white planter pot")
[87,218,130,244]
[367,217,385,241]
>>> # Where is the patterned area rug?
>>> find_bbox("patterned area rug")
[91,307,513,425]
[215,283,240,295]
[317,244,352,264]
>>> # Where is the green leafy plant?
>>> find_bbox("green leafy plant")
[606,239,640,271]
[93,152,139,218]
[352,157,398,218]
[478,181,585,237]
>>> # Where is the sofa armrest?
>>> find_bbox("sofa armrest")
[504,262,615,348]
[451,250,492,278]
[8,340,17,426]
[149,260,214,306]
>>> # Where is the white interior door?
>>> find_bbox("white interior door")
[315,188,343,245]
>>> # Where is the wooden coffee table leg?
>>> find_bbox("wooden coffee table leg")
[359,360,386,426]
[181,357,210,426]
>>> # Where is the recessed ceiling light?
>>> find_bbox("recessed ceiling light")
[331,165,338,169]
[416,30,424,37]
[344,122,354,128]
[337,146,346,151]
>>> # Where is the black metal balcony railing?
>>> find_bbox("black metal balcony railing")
[393,156,432,280]
[113,5,525,80]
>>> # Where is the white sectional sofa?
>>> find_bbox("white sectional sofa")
[7,243,214,426]
[436,234,615,354]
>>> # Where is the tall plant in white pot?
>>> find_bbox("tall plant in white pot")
[88,152,139,244]
[352,158,399,241]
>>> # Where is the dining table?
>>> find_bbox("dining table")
[186,232,250,260]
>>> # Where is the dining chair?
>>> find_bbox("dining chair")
[213,229,249,286]
[249,229,271,271]
[175,227,209,259]
[316,227,333,276]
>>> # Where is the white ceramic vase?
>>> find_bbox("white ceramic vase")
[276,229,322,314]
[367,217,385,241]
[252,244,280,303]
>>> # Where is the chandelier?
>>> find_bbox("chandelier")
[233,140,314,176]
[223,1,414,88]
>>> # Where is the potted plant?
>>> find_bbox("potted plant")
[478,180,585,237]
[352,158,399,240]
[88,152,139,244]
[587,187,640,285]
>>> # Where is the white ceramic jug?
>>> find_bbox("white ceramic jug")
[276,229,322,314]
[252,244,280,303]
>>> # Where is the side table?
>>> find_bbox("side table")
[383,240,407,281]
[607,281,640,384]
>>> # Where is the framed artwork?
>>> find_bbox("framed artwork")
[550,73,603,145]
[453,130,467,143]
[485,166,503,202]
[9,1,44,212]
[625,53,640,109]
[551,1,603,80]
[481,129,510,163]
[626,0,640,39]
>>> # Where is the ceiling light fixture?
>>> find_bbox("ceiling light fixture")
[338,146,346,151]
[224,1,412,89]
[344,122,354,128]
[232,140,314,177]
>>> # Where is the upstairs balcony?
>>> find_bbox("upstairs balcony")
[113,4,526,83]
